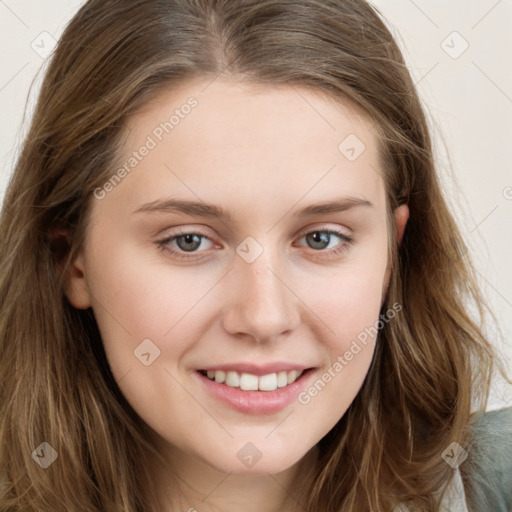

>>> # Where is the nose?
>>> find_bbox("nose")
[221,248,301,343]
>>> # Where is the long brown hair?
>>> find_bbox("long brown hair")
[0,1,509,510]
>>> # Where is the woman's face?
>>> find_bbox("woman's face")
[66,77,408,477]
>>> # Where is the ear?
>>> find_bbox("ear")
[393,204,409,246]
[63,249,92,309]
[381,204,409,305]
[50,229,92,310]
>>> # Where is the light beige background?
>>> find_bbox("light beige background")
[0,0,511,410]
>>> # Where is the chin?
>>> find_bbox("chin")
[206,443,306,477]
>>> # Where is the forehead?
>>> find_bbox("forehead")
[128,77,376,150]
[101,77,386,219]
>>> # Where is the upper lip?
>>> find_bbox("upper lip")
[198,362,312,376]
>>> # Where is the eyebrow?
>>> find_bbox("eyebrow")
[132,196,373,221]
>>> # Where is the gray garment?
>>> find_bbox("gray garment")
[461,406,512,511]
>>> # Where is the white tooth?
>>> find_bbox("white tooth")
[214,370,226,383]
[287,370,304,384]
[240,373,259,391]
[210,369,303,390]
[277,371,288,388]
[259,373,278,391]
[225,371,240,387]
[287,370,297,384]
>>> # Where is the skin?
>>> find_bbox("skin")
[65,77,409,512]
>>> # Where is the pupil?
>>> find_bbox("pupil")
[308,232,329,249]
[179,234,201,251]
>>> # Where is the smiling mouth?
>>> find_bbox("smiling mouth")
[198,369,312,392]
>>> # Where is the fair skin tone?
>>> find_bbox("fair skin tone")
[65,77,409,512]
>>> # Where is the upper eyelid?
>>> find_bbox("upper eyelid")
[160,226,351,249]
[160,223,352,239]
[297,225,351,237]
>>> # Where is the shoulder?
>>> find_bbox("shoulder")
[461,406,512,511]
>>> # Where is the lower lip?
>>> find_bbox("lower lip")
[194,369,316,415]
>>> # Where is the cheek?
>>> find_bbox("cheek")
[84,237,211,433]
[305,252,388,342]
[84,231,213,378]
[296,247,388,402]
[293,261,388,432]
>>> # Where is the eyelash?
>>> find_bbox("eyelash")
[155,227,353,261]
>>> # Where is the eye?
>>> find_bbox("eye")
[296,228,353,257]
[155,227,353,261]
[155,229,214,260]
